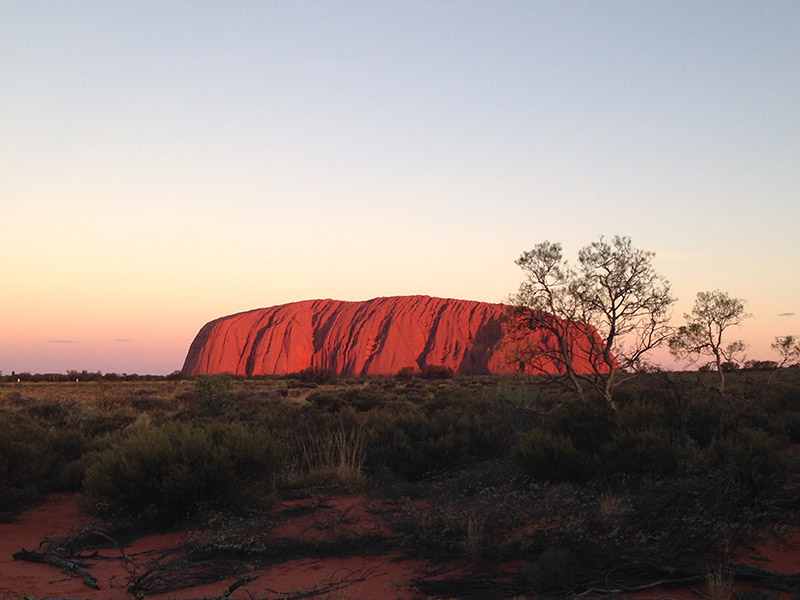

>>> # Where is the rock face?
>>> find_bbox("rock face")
[182,296,602,377]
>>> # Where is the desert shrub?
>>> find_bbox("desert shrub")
[366,399,516,481]
[307,385,397,413]
[189,374,236,418]
[419,364,454,379]
[79,421,280,527]
[601,428,679,476]
[129,392,174,413]
[684,395,725,446]
[396,366,417,380]
[701,427,788,495]
[24,399,73,426]
[66,406,137,437]
[0,411,59,510]
[738,380,800,437]
[514,429,599,482]
[783,411,800,443]
[389,483,526,563]
[543,396,615,456]
[46,427,92,491]
[397,385,434,405]
[366,409,456,480]
[482,380,543,412]
[294,366,334,384]
[615,396,669,431]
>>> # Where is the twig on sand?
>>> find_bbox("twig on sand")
[82,530,139,568]
[259,564,386,600]
[164,565,386,600]
[13,547,99,590]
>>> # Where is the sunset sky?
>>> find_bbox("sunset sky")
[2,1,798,375]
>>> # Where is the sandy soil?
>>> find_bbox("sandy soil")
[0,494,422,600]
[619,528,800,600]
[1,494,797,600]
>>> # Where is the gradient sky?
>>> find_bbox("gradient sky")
[2,1,798,375]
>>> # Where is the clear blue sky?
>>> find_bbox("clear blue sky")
[2,1,798,374]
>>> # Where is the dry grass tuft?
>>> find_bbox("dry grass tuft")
[293,424,371,492]
[704,566,734,600]
[597,493,627,526]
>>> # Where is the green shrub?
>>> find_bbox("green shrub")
[190,374,236,418]
[294,366,334,384]
[79,422,280,526]
[783,411,800,443]
[66,406,137,437]
[396,366,417,380]
[0,411,58,510]
[514,429,599,482]
[601,428,679,476]
[366,400,515,481]
[24,399,73,426]
[543,396,615,456]
[419,365,454,379]
[307,385,396,413]
[703,427,788,494]
[684,395,724,446]
[366,409,465,480]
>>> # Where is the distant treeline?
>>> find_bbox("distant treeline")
[2,360,795,383]
[0,370,185,383]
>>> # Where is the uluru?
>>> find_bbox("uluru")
[183,295,605,377]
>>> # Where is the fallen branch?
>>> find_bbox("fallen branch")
[258,564,385,600]
[128,555,247,595]
[83,530,138,569]
[13,548,99,590]
[169,565,385,600]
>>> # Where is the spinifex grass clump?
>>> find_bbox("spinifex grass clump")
[705,567,734,600]
[79,421,280,527]
[290,422,371,492]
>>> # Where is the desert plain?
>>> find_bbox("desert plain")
[1,371,798,599]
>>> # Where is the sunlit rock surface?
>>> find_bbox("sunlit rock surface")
[182,295,601,377]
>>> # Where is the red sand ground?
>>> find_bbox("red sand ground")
[1,494,797,600]
[619,529,800,600]
[0,494,421,600]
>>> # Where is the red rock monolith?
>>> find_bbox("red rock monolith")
[182,295,603,377]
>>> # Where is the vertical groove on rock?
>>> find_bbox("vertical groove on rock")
[416,302,448,370]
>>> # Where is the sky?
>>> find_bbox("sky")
[1,1,798,375]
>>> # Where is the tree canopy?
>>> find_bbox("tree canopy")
[669,290,750,395]
[508,235,674,409]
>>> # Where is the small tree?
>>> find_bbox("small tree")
[508,235,674,410]
[769,335,800,383]
[669,290,750,396]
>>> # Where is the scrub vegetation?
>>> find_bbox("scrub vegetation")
[1,369,799,598]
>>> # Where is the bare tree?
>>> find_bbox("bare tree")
[507,235,674,410]
[669,290,750,396]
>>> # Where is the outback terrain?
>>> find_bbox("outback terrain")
[1,370,799,599]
